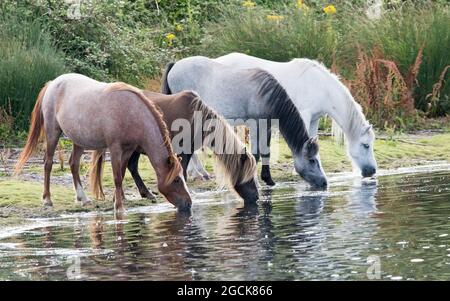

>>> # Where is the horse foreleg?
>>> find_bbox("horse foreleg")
[127,151,156,200]
[250,122,260,163]
[42,130,61,207]
[70,144,90,205]
[309,117,320,137]
[180,153,192,181]
[260,122,275,186]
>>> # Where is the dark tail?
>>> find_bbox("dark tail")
[14,82,50,175]
[161,62,175,95]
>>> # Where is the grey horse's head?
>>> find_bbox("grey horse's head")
[294,137,328,188]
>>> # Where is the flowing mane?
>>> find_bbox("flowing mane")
[105,82,182,184]
[251,69,310,154]
[188,92,257,187]
[293,58,370,142]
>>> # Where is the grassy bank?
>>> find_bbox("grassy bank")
[2,131,450,225]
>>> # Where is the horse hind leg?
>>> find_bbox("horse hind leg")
[109,145,126,212]
[69,144,91,205]
[180,153,192,181]
[188,151,211,180]
[42,127,62,207]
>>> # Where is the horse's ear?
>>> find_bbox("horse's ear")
[362,124,372,135]
[306,137,319,158]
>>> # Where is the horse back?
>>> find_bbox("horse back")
[46,74,163,149]
[143,90,197,134]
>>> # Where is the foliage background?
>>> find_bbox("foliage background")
[0,0,448,143]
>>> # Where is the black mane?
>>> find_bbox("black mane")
[251,69,310,154]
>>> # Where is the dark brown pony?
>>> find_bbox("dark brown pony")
[14,73,191,212]
[90,90,259,204]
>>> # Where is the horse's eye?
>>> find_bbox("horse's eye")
[363,143,370,149]
[309,159,316,164]
[174,177,181,183]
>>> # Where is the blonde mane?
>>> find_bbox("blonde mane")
[105,82,181,184]
[189,93,257,187]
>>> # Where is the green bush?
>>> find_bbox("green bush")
[349,3,450,116]
[204,1,449,120]
[0,16,67,131]
[203,5,340,66]
[0,0,449,135]
[1,0,161,86]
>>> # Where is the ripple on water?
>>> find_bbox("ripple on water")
[1,167,450,280]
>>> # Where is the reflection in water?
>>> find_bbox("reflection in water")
[0,170,450,280]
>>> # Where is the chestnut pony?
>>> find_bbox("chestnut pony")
[90,90,259,205]
[14,73,191,212]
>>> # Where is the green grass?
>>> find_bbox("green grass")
[3,132,450,223]
[0,16,68,132]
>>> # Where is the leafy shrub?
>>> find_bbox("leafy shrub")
[348,3,450,116]
[339,47,422,130]
[0,15,68,131]
[204,5,340,66]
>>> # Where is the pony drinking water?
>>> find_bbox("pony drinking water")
[162,56,327,188]
[215,52,377,178]
[90,90,259,204]
[14,74,191,212]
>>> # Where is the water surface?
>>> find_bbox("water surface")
[1,165,450,280]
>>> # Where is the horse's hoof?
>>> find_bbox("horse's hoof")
[141,192,156,200]
[76,197,92,206]
[81,199,92,206]
[114,205,125,213]
[263,178,276,186]
[42,198,53,207]
[192,176,203,181]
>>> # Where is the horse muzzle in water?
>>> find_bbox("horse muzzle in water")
[314,177,328,189]
[176,199,192,212]
[243,193,259,205]
[299,171,328,189]
[362,166,376,177]
[234,180,260,204]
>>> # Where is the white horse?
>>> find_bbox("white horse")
[188,53,377,178]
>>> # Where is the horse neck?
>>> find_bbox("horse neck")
[141,129,172,178]
[262,82,309,154]
[319,74,369,141]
